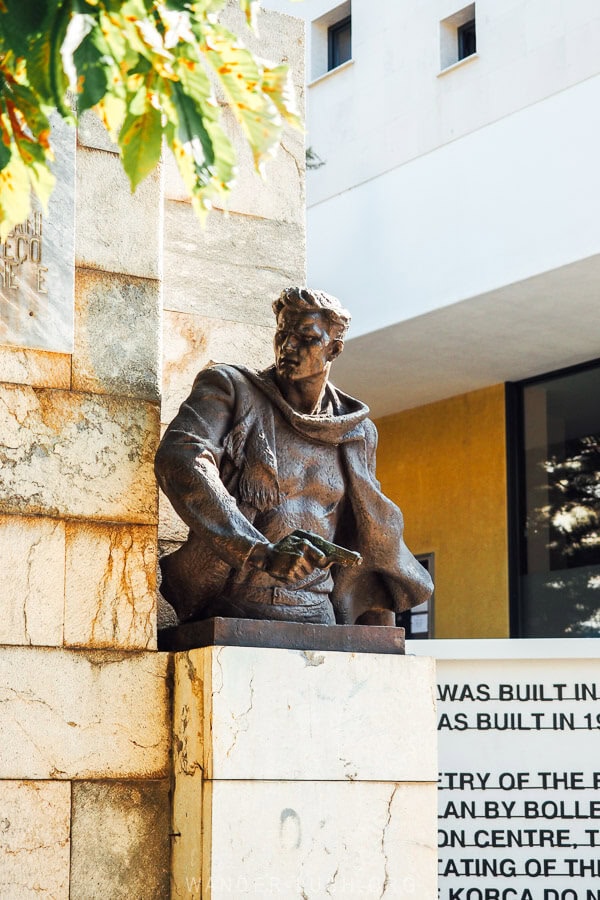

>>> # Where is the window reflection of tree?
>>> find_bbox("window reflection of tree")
[526,433,600,636]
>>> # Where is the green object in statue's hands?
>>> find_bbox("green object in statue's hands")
[288,529,363,569]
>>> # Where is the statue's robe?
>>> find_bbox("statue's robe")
[155,364,433,624]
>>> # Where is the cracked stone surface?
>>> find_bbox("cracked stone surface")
[76,147,161,279]
[159,487,188,543]
[164,118,304,225]
[0,346,71,389]
[70,780,170,900]
[161,309,275,425]
[163,201,305,328]
[223,6,305,97]
[77,109,119,154]
[0,384,159,523]
[163,6,305,225]
[175,646,437,782]
[0,514,65,647]
[0,780,70,899]
[202,781,437,899]
[173,651,205,781]
[157,422,188,543]
[172,644,437,896]
[0,646,169,780]
[171,651,205,899]
[73,268,161,402]
[64,522,157,650]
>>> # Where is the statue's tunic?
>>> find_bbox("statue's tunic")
[155,364,432,625]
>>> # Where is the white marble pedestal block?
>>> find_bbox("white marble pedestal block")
[172,645,437,898]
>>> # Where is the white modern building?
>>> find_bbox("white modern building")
[259,10,600,896]
[264,0,600,644]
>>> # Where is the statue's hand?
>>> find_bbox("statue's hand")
[249,534,329,583]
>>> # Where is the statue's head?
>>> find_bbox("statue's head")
[273,287,351,341]
[272,287,351,383]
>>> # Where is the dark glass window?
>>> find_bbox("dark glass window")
[512,362,600,637]
[457,18,476,60]
[397,553,435,639]
[328,16,351,71]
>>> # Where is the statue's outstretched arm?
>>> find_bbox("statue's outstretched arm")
[155,366,270,570]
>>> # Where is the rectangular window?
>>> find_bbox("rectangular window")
[397,553,435,639]
[328,15,352,71]
[509,361,600,637]
[311,1,351,81]
[457,18,476,60]
[440,4,476,71]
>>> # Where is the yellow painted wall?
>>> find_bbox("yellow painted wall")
[375,384,510,638]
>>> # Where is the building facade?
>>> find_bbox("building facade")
[265,0,600,640]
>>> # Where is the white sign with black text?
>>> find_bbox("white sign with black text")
[408,641,600,900]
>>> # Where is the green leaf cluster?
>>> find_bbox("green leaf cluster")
[0,0,301,237]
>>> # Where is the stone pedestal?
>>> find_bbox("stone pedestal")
[172,643,437,898]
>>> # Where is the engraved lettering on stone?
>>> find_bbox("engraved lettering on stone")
[0,212,48,337]
[0,115,75,353]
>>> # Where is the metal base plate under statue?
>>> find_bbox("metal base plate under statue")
[169,619,438,898]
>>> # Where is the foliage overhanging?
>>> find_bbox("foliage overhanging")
[0,0,302,238]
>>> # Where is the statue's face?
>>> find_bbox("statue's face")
[274,310,341,382]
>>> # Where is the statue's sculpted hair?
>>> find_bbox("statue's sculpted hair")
[273,287,351,340]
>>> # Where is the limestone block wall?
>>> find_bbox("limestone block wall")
[0,117,171,896]
[0,7,306,894]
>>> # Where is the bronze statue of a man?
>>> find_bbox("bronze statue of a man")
[155,287,432,627]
